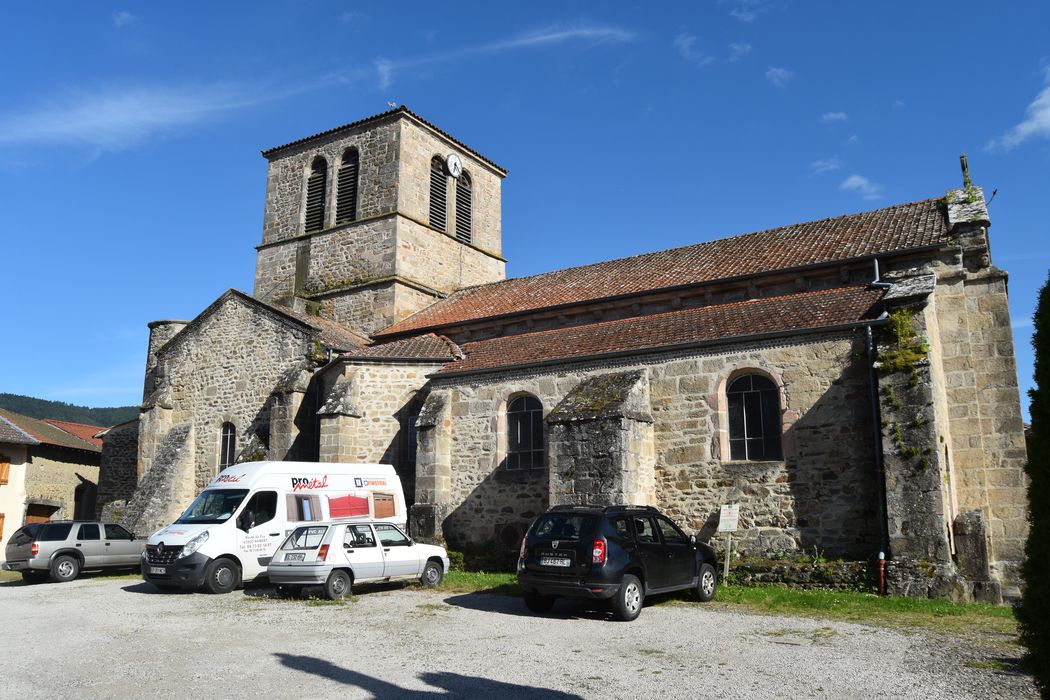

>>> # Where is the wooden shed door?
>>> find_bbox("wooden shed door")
[373,493,395,519]
[25,504,59,524]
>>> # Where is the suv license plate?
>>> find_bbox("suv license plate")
[539,557,571,567]
[149,566,166,575]
[285,553,305,561]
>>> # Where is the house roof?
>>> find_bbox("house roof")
[261,105,507,175]
[377,196,948,338]
[0,414,39,446]
[42,420,105,449]
[348,333,461,362]
[0,409,103,453]
[436,285,885,376]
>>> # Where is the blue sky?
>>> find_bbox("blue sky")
[1,1,1048,420]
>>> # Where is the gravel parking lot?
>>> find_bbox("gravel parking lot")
[0,575,1035,699]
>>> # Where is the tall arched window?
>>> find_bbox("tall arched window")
[219,423,237,469]
[506,395,544,470]
[429,156,448,232]
[304,157,327,233]
[454,171,472,244]
[726,374,782,460]
[335,148,359,224]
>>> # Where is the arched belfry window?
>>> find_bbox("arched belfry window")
[304,157,327,233]
[429,156,448,232]
[219,423,237,469]
[727,375,782,461]
[506,395,544,470]
[454,171,472,244]
[336,148,359,224]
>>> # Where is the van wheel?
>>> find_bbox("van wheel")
[524,592,556,613]
[696,563,717,602]
[612,574,644,621]
[50,555,80,583]
[420,561,443,588]
[21,570,48,584]
[324,570,352,600]
[203,558,240,594]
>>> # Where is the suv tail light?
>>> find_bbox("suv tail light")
[31,543,39,557]
[519,535,527,560]
[592,538,607,565]
[317,544,330,561]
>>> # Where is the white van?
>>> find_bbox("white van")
[141,461,406,593]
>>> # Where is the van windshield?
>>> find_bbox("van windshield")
[177,489,249,524]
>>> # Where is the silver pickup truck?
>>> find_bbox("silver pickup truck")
[3,521,145,583]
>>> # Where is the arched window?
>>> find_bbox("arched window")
[429,156,448,232]
[454,171,472,244]
[304,157,327,233]
[219,422,237,469]
[335,148,359,224]
[506,395,544,470]
[726,375,782,460]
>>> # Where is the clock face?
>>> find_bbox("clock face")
[446,153,462,178]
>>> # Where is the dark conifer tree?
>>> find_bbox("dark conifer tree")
[1019,270,1050,696]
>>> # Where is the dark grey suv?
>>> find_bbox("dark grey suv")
[2,521,144,583]
[517,505,719,621]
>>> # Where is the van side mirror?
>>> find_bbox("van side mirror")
[690,535,697,546]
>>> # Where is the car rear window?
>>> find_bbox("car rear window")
[12,524,42,545]
[281,525,328,551]
[530,514,596,542]
[38,524,73,541]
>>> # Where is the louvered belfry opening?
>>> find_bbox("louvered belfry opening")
[336,148,359,224]
[304,157,327,233]
[455,171,472,244]
[429,156,448,232]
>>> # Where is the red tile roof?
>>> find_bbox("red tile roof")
[351,333,460,361]
[378,197,947,338]
[0,409,103,453]
[437,286,885,376]
[43,419,106,448]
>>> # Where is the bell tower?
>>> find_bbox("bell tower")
[252,106,507,336]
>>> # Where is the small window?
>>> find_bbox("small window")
[38,523,73,541]
[612,517,631,540]
[656,517,688,545]
[727,374,782,461]
[219,423,236,469]
[345,524,376,548]
[335,148,359,224]
[454,171,472,244]
[304,157,328,233]
[287,494,323,522]
[104,524,133,540]
[77,524,101,541]
[507,395,544,470]
[374,523,410,546]
[633,517,657,544]
[0,456,9,485]
[429,157,448,232]
[237,490,277,530]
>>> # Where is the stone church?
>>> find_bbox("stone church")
[97,106,1028,600]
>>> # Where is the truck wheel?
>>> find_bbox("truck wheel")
[523,592,556,613]
[203,558,240,594]
[612,574,644,621]
[21,570,48,584]
[324,570,351,600]
[696,563,717,602]
[420,560,444,588]
[50,555,80,583]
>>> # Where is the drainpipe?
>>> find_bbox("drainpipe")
[868,258,893,592]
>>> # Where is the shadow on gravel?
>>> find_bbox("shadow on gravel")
[442,592,615,621]
[243,580,409,600]
[275,652,584,698]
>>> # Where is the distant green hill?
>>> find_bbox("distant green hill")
[0,393,137,427]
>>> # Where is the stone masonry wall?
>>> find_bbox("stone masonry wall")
[24,445,100,520]
[95,420,140,519]
[150,296,315,492]
[396,218,505,295]
[426,332,880,556]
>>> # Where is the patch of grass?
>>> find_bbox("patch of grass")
[436,570,520,595]
[638,648,665,656]
[414,603,452,616]
[0,570,21,582]
[711,585,1016,635]
[305,597,352,607]
[964,659,1011,671]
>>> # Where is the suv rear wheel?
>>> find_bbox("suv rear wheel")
[696,563,717,602]
[612,574,644,621]
[523,592,556,613]
[50,555,80,583]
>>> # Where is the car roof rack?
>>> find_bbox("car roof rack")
[603,505,658,513]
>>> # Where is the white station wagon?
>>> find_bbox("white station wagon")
[267,520,449,599]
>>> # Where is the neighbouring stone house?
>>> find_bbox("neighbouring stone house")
[97,106,1028,600]
[0,410,104,552]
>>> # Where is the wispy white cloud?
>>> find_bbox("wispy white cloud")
[987,67,1050,151]
[725,0,770,22]
[728,43,751,62]
[840,174,883,200]
[373,23,636,88]
[811,157,841,175]
[0,85,269,152]
[846,134,859,146]
[674,33,713,68]
[821,111,848,123]
[765,66,794,88]
[113,11,136,28]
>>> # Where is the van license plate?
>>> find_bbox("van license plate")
[149,567,166,575]
[285,553,305,561]
[539,557,571,567]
